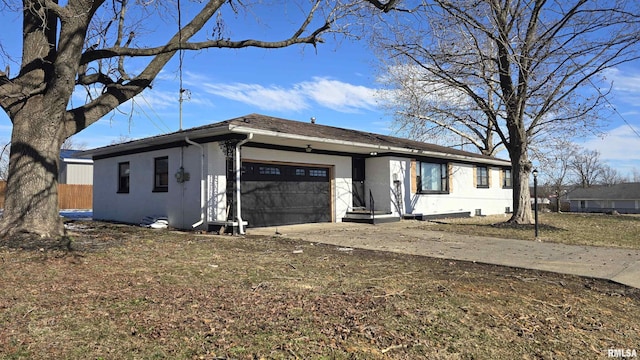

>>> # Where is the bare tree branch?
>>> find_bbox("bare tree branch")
[0,0,401,239]
[374,0,640,223]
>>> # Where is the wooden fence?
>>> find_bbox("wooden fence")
[0,181,92,210]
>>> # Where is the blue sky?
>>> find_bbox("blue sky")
[1,3,639,178]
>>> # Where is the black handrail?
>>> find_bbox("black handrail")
[369,189,375,224]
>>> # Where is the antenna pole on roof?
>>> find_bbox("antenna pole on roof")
[177,0,184,131]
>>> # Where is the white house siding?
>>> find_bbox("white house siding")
[206,143,228,223]
[358,157,511,218]
[406,162,511,217]
[236,147,353,223]
[60,162,93,184]
[93,145,204,229]
[93,142,512,228]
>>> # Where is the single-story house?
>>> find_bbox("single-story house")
[59,149,93,185]
[82,114,513,233]
[567,182,640,214]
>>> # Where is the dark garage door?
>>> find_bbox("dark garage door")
[241,162,331,227]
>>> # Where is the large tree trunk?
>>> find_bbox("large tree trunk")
[509,145,534,224]
[0,103,66,244]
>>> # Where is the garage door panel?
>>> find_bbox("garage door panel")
[242,182,329,206]
[241,162,331,227]
[243,206,330,227]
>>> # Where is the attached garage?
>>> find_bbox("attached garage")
[241,161,332,227]
[85,114,513,234]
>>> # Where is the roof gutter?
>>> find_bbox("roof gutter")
[228,125,510,167]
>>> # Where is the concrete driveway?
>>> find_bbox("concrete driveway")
[247,221,640,289]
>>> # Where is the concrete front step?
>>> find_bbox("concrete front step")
[403,211,471,221]
[342,213,401,224]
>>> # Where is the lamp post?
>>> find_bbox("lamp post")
[533,169,539,238]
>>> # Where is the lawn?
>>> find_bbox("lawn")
[1,220,638,359]
[423,212,640,249]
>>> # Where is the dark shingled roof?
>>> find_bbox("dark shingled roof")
[568,183,640,200]
[84,113,509,165]
[221,114,503,162]
[60,149,91,159]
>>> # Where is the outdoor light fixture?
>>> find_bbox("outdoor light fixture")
[306,145,312,153]
[532,169,539,238]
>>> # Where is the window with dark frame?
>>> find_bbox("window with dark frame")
[477,166,489,188]
[118,162,130,193]
[154,156,169,192]
[502,168,512,188]
[417,162,448,193]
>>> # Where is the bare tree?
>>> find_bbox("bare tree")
[0,0,400,243]
[535,139,576,210]
[109,135,134,145]
[570,149,605,188]
[61,136,88,151]
[378,65,503,156]
[374,0,640,224]
[599,165,627,186]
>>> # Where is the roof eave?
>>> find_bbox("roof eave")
[79,125,231,158]
[229,125,511,166]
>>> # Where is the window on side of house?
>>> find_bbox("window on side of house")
[153,156,169,192]
[476,166,489,188]
[118,162,130,193]
[417,162,448,193]
[502,168,512,188]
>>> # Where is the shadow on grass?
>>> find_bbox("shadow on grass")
[489,221,567,232]
[429,219,567,233]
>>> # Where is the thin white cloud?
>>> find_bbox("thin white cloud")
[602,68,640,107]
[198,77,379,113]
[201,83,309,112]
[579,125,640,176]
[296,77,378,113]
[582,125,640,161]
[134,90,179,110]
[603,68,640,93]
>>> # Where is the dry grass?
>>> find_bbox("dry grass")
[1,221,638,359]
[424,212,640,249]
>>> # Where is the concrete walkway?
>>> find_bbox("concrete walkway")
[247,221,640,289]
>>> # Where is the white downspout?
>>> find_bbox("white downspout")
[235,133,253,235]
[185,136,205,228]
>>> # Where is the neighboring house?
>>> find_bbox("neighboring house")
[59,149,93,185]
[529,186,552,211]
[82,114,513,233]
[567,183,640,214]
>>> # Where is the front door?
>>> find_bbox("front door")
[352,157,365,209]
